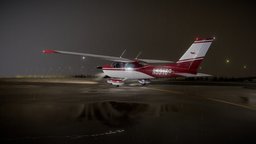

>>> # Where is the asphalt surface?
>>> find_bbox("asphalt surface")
[0,78,256,144]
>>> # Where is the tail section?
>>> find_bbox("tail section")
[176,37,215,73]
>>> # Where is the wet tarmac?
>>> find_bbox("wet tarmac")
[0,78,256,144]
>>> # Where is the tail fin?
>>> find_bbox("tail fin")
[176,37,215,73]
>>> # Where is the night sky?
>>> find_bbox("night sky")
[0,0,255,77]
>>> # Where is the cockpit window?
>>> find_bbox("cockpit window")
[112,62,125,68]
[125,63,135,68]
[112,61,147,68]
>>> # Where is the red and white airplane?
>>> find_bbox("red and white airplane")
[43,37,215,86]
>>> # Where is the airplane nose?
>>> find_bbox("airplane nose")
[96,66,102,69]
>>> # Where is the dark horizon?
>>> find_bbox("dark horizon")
[0,0,255,77]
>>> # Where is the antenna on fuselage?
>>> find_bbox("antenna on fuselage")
[135,51,142,59]
[120,49,126,58]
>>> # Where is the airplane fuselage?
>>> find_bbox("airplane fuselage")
[101,59,202,80]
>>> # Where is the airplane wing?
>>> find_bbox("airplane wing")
[42,49,133,62]
[138,58,174,63]
[43,49,174,63]
[175,73,212,77]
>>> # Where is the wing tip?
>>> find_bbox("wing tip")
[42,49,57,54]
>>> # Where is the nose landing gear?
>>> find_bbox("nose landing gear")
[107,78,124,87]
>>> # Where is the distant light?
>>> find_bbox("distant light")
[243,65,247,69]
[225,59,230,64]
[82,56,86,60]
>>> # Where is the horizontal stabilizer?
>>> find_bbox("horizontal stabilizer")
[175,73,212,77]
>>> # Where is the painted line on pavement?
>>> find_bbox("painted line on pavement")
[207,98,255,111]
[144,87,255,110]
[143,87,184,95]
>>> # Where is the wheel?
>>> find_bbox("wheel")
[138,79,151,86]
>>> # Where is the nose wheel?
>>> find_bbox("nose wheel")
[107,78,124,87]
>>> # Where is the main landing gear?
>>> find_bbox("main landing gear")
[107,79,151,87]
[138,79,151,86]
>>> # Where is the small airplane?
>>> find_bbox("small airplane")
[42,37,215,86]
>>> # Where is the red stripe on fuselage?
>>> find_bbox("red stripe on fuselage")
[172,59,203,74]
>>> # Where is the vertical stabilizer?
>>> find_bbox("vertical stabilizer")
[176,37,215,73]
